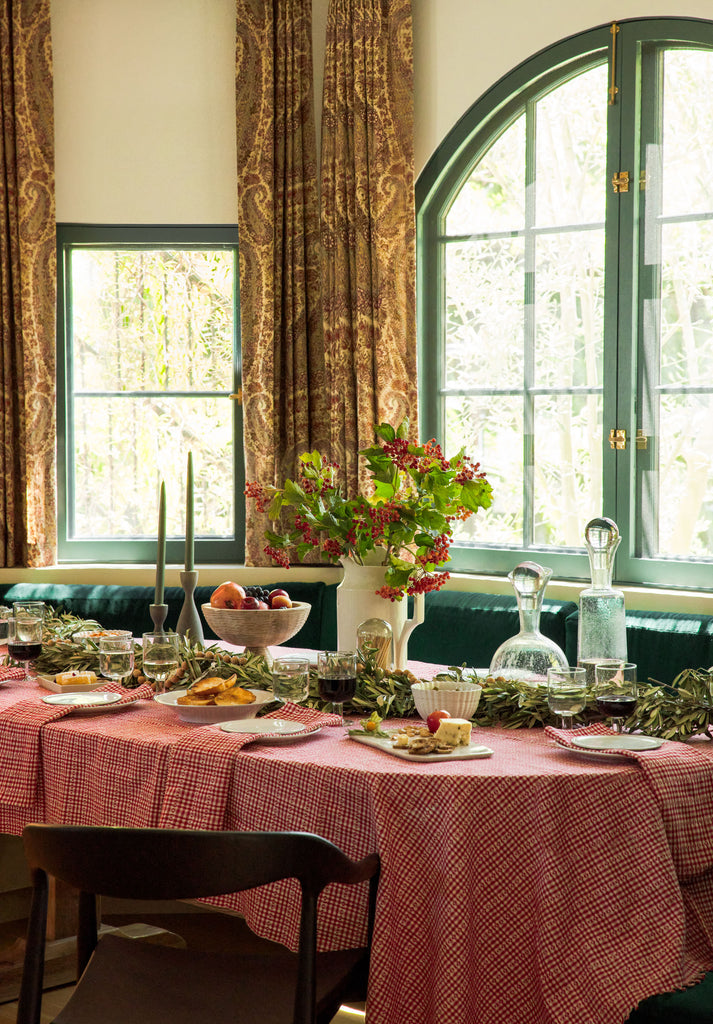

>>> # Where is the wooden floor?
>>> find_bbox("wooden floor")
[0,911,367,1023]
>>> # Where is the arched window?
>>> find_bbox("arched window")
[417,18,713,587]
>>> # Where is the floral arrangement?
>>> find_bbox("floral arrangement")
[245,420,493,601]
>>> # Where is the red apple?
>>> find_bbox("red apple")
[210,581,246,609]
[257,600,269,610]
[240,596,261,610]
[426,709,451,734]
[268,588,291,608]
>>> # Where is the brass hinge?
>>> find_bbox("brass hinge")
[636,429,648,450]
[639,170,648,191]
[229,388,243,405]
[612,170,630,193]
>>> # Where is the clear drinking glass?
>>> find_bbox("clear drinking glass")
[99,636,135,685]
[594,661,637,733]
[547,666,587,729]
[141,632,180,692]
[317,650,358,726]
[271,657,310,704]
[7,616,44,682]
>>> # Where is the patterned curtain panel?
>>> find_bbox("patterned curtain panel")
[321,0,417,493]
[236,0,327,565]
[0,0,55,567]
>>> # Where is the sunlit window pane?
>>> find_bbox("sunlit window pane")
[446,117,526,235]
[533,394,603,547]
[446,395,524,547]
[444,239,524,389]
[534,231,604,388]
[67,246,236,543]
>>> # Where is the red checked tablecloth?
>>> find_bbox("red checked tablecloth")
[0,665,713,1024]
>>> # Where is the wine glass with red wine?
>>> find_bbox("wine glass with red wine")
[594,661,637,734]
[317,650,358,726]
[7,615,43,683]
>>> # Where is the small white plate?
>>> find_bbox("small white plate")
[571,734,663,752]
[219,719,319,743]
[41,691,125,714]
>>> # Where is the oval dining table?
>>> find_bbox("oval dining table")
[0,654,711,1024]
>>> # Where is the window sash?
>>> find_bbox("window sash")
[417,18,713,589]
[56,224,244,565]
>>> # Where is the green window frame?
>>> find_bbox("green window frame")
[56,224,244,564]
[417,17,713,589]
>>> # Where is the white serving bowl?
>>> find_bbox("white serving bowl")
[411,680,482,721]
[201,602,311,664]
[154,687,274,724]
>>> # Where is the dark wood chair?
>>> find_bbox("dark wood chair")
[17,824,380,1024]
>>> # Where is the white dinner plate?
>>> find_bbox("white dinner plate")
[219,719,319,743]
[571,734,663,752]
[350,732,493,762]
[41,691,126,714]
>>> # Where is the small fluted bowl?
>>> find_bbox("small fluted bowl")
[201,602,311,666]
[411,679,482,721]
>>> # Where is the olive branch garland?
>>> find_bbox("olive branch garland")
[6,610,713,738]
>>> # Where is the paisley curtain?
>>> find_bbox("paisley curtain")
[236,0,327,565]
[320,0,417,493]
[0,0,55,567]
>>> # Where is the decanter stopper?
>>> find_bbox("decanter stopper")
[577,517,627,681]
[489,561,568,683]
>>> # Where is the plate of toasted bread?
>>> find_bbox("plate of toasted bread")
[154,674,274,723]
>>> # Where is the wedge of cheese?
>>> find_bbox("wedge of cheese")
[434,717,472,747]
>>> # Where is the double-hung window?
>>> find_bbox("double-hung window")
[57,225,243,564]
[417,17,713,587]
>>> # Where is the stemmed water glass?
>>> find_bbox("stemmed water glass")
[99,636,135,685]
[141,632,180,693]
[7,615,44,682]
[594,661,637,734]
[547,666,587,729]
[317,651,357,726]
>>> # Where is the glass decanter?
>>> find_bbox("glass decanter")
[577,517,627,686]
[489,562,568,683]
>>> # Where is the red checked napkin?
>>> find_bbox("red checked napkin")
[546,723,713,881]
[159,702,342,829]
[0,682,154,808]
[0,666,28,682]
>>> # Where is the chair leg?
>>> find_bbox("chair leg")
[16,869,49,1024]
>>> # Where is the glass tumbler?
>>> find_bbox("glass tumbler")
[271,657,311,704]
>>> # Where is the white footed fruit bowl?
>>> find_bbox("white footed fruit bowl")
[201,602,311,666]
[411,679,482,721]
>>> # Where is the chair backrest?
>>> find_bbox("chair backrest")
[19,825,380,1024]
[22,824,378,901]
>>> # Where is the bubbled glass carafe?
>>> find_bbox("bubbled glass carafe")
[577,517,627,686]
[489,562,568,683]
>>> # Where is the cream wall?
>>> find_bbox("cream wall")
[52,0,239,222]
